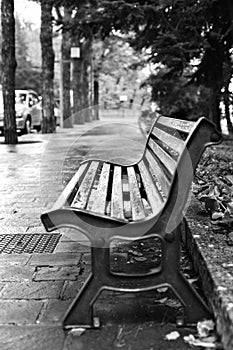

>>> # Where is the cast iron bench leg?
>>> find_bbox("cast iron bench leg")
[63,230,211,328]
[171,271,212,323]
[63,274,97,328]
[162,229,211,323]
[63,246,111,328]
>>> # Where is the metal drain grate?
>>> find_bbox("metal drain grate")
[0,234,61,254]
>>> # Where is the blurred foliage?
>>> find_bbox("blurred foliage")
[15,15,42,94]
[142,70,210,120]
[93,36,146,108]
[2,0,232,125]
[125,0,232,125]
[0,14,42,93]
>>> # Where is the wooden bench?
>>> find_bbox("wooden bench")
[41,115,221,329]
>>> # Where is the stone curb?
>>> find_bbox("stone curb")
[185,196,233,350]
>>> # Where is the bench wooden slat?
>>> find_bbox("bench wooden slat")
[145,150,170,199]
[157,116,195,133]
[72,161,99,209]
[53,162,88,209]
[122,174,132,219]
[138,160,163,215]
[111,166,125,220]
[86,163,110,214]
[127,166,145,221]
[148,139,176,175]
[151,127,185,155]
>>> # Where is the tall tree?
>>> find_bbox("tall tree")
[92,0,233,130]
[54,0,95,125]
[81,38,92,122]
[54,1,84,126]
[40,0,56,133]
[61,5,73,128]
[1,0,18,144]
[128,0,233,130]
[72,33,85,124]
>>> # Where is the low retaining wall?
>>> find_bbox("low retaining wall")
[184,195,233,350]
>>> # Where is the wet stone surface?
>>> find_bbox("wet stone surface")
[0,281,64,299]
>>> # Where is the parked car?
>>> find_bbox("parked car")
[0,89,42,135]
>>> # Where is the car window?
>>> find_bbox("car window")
[29,93,39,107]
[15,93,27,104]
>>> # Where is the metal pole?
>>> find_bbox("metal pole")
[59,59,64,128]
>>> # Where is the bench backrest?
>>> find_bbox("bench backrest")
[144,116,196,199]
[136,115,221,231]
[42,115,221,234]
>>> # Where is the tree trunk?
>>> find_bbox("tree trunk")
[208,86,221,132]
[83,54,91,122]
[223,89,233,135]
[72,57,85,124]
[93,70,99,120]
[72,35,85,124]
[1,0,18,144]
[61,7,73,128]
[72,39,92,124]
[81,39,92,122]
[40,0,55,133]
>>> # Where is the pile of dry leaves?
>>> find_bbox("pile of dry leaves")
[193,144,233,245]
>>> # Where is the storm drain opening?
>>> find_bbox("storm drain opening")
[0,233,61,254]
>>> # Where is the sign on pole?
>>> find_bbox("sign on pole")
[119,95,128,102]
[71,47,80,59]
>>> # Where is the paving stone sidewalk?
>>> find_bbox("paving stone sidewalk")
[0,111,227,350]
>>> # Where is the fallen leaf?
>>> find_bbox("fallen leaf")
[68,328,86,336]
[156,297,168,304]
[165,331,180,341]
[157,287,168,293]
[197,320,215,338]
[211,212,224,220]
[164,298,182,309]
[114,326,126,348]
[133,256,147,262]
[183,334,216,348]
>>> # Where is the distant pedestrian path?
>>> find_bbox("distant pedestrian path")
[0,112,144,237]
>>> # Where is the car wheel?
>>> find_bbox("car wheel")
[34,124,41,132]
[24,117,31,134]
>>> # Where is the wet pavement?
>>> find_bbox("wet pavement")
[0,109,227,349]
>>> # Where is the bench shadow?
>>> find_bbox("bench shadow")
[0,140,43,145]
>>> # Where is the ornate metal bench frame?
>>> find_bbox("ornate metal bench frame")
[41,116,221,329]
